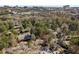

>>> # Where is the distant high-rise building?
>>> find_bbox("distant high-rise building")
[63,5,70,9]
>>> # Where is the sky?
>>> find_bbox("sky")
[0,0,79,7]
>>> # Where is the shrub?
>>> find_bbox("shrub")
[0,21,8,33]
[51,20,58,30]
[71,37,79,45]
[69,22,78,31]
[34,21,49,36]
[21,20,32,29]
[0,34,10,50]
